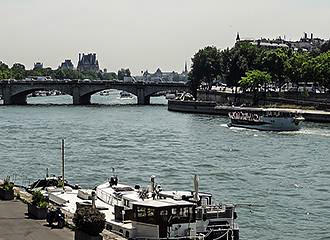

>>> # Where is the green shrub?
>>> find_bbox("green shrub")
[73,207,105,236]
[32,191,48,208]
[2,177,14,192]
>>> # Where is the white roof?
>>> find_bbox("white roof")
[134,198,194,208]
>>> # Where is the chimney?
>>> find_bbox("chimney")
[304,32,307,39]
[311,33,313,40]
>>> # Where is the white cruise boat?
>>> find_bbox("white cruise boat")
[228,108,304,131]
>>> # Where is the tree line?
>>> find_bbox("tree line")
[0,62,132,81]
[190,42,330,96]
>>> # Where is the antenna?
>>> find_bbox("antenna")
[61,139,65,190]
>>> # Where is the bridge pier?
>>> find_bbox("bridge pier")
[73,87,91,105]
[2,87,27,105]
[137,88,150,105]
[73,94,91,105]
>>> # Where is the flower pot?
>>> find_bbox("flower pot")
[0,188,14,200]
[28,203,48,219]
[75,230,102,240]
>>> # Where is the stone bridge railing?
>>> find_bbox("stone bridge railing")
[0,79,190,105]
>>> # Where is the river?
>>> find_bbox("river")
[0,91,329,240]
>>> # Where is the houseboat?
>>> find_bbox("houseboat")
[47,174,239,239]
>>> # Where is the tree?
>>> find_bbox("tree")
[314,51,330,89]
[102,72,117,80]
[0,61,11,80]
[11,63,26,80]
[117,68,131,80]
[190,46,222,97]
[220,43,262,89]
[285,52,310,87]
[239,70,272,92]
[259,49,288,90]
[320,40,330,53]
[53,69,80,79]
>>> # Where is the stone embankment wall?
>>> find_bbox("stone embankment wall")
[198,90,330,109]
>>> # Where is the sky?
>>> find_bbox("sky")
[0,0,329,74]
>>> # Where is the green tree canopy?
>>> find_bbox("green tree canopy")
[190,46,222,96]
[11,63,26,80]
[220,43,262,88]
[239,70,272,92]
[0,61,11,79]
[117,68,131,80]
[259,49,289,89]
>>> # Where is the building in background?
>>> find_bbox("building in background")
[33,62,43,70]
[236,32,327,52]
[58,59,74,70]
[139,63,189,83]
[77,53,99,72]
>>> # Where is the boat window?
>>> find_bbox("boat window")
[177,207,189,217]
[137,207,146,217]
[147,208,155,217]
[160,210,168,216]
[189,207,194,215]
[172,208,177,215]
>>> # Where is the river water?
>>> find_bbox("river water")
[0,91,329,240]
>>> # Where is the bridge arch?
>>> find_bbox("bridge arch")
[5,85,72,105]
[75,85,139,105]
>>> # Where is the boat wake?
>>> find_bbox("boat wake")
[279,128,330,137]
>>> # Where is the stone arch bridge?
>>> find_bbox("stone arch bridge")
[0,80,190,105]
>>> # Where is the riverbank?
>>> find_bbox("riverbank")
[168,100,330,123]
[198,90,330,110]
[0,199,74,240]
[0,186,124,240]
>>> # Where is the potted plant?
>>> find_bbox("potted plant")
[73,206,105,240]
[27,191,48,219]
[0,177,14,200]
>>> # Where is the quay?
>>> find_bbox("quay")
[168,100,330,123]
[0,199,73,240]
[0,186,125,240]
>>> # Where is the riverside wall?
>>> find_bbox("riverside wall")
[198,90,330,110]
[168,100,330,123]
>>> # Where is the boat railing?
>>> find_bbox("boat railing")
[133,236,205,240]
[229,111,262,122]
[96,188,121,205]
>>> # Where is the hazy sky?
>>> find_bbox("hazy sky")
[0,0,329,74]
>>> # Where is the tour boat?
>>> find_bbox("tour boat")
[228,107,304,131]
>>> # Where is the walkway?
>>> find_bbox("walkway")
[0,200,73,240]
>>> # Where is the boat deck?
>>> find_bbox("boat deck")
[49,190,135,231]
